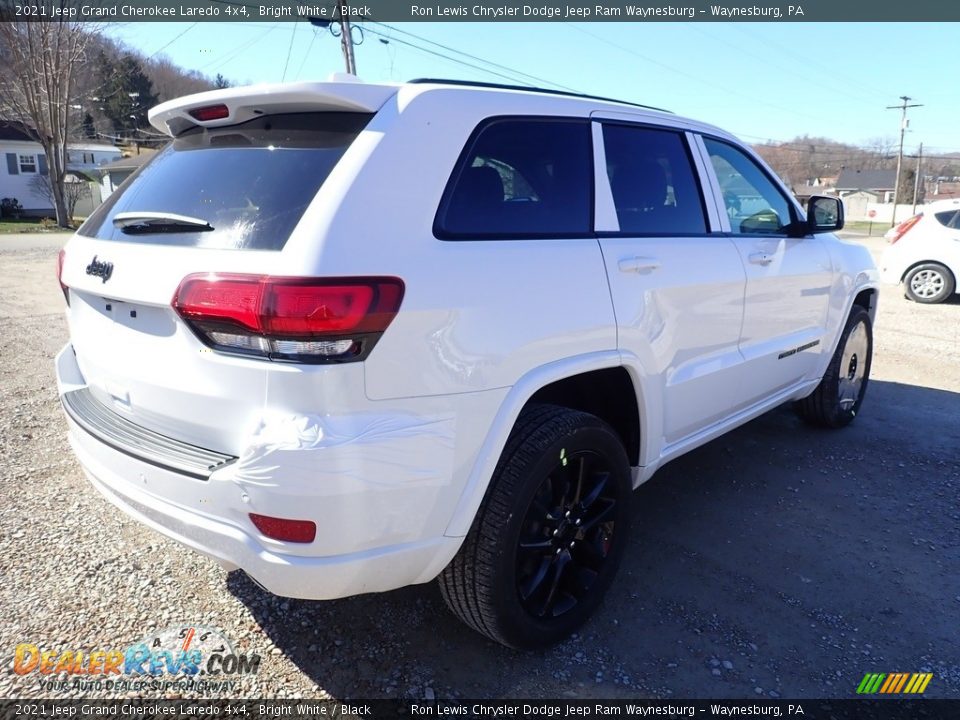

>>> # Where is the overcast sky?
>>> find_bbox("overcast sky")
[106,22,958,154]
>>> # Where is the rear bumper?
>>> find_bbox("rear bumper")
[55,344,464,599]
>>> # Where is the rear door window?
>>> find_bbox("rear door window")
[436,118,592,238]
[602,123,707,234]
[79,112,371,251]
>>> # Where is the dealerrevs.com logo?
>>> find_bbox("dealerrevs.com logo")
[14,625,260,694]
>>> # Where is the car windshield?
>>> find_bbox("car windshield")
[78,112,372,251]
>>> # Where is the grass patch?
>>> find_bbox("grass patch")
[0,218,72,234]
[844,220,892,236]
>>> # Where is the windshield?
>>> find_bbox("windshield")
[79,112,372,251]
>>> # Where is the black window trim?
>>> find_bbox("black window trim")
[595,119,713,239]
[700,133,807,239]
[433,115,596,242]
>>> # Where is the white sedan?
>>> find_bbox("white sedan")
[880,198,960,303]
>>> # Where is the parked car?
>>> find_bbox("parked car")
[55,79,878,648]
[880,199,960,303]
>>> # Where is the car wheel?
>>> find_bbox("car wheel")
[903,263,955,304]
[439,404,632,649]
[794,306,872,428]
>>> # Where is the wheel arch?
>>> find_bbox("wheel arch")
[900,259,958,287]
[443,351,652,538]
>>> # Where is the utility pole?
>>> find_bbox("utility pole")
[887,95,923,227]
[308,3,357,75]
[912,143,923,215]
[338,1,357,75]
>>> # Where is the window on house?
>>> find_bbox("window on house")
[19,155,37,173]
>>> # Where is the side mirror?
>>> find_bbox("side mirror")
[807,195,844,233]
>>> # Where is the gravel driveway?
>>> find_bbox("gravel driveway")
[1,232,957,700]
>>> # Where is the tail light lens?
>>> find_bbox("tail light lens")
[172,274,404,363]
[889,214,922,244]
[249,513,316,543]
[56,248,70,305]
[188,104,230,122]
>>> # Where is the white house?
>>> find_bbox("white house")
[1,120,122,217]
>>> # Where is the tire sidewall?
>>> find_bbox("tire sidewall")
[824,308,873,425]
[488,418,632,649]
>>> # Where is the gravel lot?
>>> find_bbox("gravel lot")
[1,232,957,701]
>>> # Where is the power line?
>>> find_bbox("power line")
[281,22,298,82]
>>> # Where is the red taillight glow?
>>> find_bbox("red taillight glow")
[889,214,922,245]
[249,513,316,543]
[188,104,230,122]
[172,274,404,362]
[56,248,69,305]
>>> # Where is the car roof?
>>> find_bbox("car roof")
[149,77,738,143]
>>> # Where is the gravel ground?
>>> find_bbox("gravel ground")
[1,232,957,701]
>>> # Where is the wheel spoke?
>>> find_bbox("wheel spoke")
[519,555,552,600]
[537,550,572,616]
[579,499,616,531]
[578,471,610,512]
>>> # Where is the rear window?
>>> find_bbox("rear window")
[435,118,592,239]
[79,112,371,251]
[934,210,960,228]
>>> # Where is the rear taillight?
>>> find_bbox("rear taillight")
[889,214,922,244]
[172,274,404,363]
[56,248,69,305]
[249,513,316,543]
[188,104,230,121]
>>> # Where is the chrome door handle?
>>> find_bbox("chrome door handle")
[618,256,661,274]
[749,252,774,266]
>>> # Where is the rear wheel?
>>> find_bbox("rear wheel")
[439,405,632,649]
[794,306,872,428]
[903,263,955,304]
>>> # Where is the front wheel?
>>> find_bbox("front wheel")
[903,263,955,304]
[439,405,632,649]
[794,306,873,428]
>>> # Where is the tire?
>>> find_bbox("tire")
[794,306,873,428]
[439,404,632,649]
[903,263,955,304]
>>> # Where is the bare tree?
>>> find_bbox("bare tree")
[29,173,91,225]
[0,21,100,227]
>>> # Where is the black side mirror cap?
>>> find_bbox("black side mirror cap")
[807,195,844,233]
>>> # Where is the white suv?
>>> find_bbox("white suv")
[55,79,878,648]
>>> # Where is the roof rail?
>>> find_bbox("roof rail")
[407,78,672,114]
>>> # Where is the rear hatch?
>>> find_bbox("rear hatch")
[60,83,396,454]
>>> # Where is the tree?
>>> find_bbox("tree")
[215,73,231,89]
[0,21,100,227]
[29,173,91,225]
[81,112,97,140]
[96,52,158,134]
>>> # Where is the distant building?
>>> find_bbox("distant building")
[0,120,121,216]
[835,169,897,203]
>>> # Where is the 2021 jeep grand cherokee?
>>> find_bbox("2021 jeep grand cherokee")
[55,79,878,648]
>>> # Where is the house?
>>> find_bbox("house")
[835,169,897,203]
[0,120,122,217]
[98,151,156,199]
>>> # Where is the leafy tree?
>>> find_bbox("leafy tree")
[97,52,158,134]
[81,112,97,139]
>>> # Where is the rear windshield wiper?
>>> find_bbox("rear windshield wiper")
[113,211,214,234]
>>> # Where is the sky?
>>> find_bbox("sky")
[105,22,959,155]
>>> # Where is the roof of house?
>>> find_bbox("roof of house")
[0,120,36,143]
[99,151,156,173]
[836,169,897,191]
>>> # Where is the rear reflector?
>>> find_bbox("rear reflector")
[188,104,230,121]
[889,214,922,244]
[172,274,404,363]
[249,513,316,543]
[56,248,69,305]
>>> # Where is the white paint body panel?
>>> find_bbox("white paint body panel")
[56,80,878,599]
